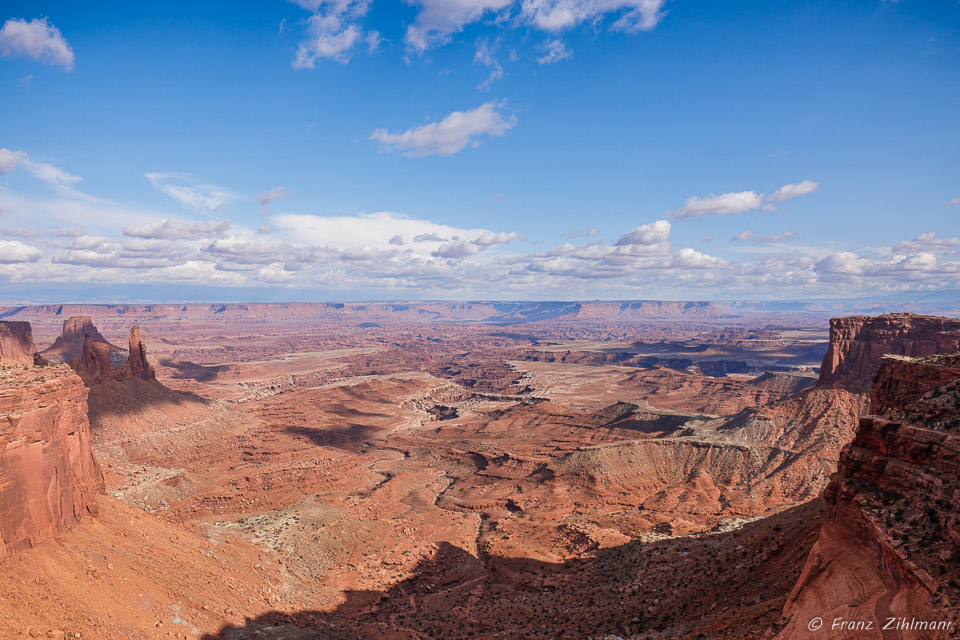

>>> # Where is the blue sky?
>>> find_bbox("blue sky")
[0,0,958,302]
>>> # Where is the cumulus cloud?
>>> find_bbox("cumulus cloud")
[0,18,74,70]
[124,217,231,240]
[0,148,27,175]
[145,172,240,213]
[537,38,571,64]
[615,220,670,246]
[0,239,42,263]
[673,247,726,268]
[257,187,289,207]
[948,198,960,207]
[370,102,516,157]
[668,180,819,219]
[815,251,869,276]
[291,0,378,67]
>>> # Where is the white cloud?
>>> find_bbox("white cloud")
[145,172,240,213]
[18,157,83,192]
[615,220,670,246]
[732,230,796,243]
[668,180,819,219]
[473,230,523,246]
[474,38,504,91]
[537,38,571,64]
[520,0,666,32]
[0,18,74,70]
[949,198,960,207]
[0,239,42,263]
[405,0,513,53]
[271,211,502,255]
[768,179,819,202]
[0,148,27,175]
[892,232,960,255]
[257,187,289,207]
[291,0,377,67]
[669,191,766,219]
[370,102,516,157]
[815,251,868,276]
[673,247,726,268]
[0,149,95,202]
[124,217,231,240]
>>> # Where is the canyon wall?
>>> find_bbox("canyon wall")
[0,321,43,366]
[776,352,960,638]
[0,301,736,338]
[818,313,960,392]
[0,364,103,556]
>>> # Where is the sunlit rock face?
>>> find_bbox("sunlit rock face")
[0,363,103,557]
[818,313,960,392]
[0,321,44,366]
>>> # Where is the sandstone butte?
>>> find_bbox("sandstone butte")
[0,310,957,639]
[41,316,121,365]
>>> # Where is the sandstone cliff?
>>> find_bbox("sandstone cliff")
[0,321,44,366]
[818,313,960,392]
[0,364,103,556]
[40,315,120,364]
[776,352,960,638]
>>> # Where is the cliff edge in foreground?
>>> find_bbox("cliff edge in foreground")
[0,364,103,556]
[776,352,960,638]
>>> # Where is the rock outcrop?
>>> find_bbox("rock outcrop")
[776,352,960,638]
[125,326,155,380]
[818,313,960,392]
[40,316,120,364]
[0,321,44,366]
[0,364,103,556]
[71,325,155,384]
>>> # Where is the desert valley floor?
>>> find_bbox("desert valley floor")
[1,303,958,639]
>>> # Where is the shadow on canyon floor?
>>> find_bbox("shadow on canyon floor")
[284,424,382,453]
[200,500,825,640]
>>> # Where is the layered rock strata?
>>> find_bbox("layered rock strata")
[818,313,960,392]
[776,352,960,638]
[0,321,44,366]
[0,365,103,556]
[40,316,120,364]
[71,325,156,384]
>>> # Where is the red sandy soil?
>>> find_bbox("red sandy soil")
[5,309,955,639]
